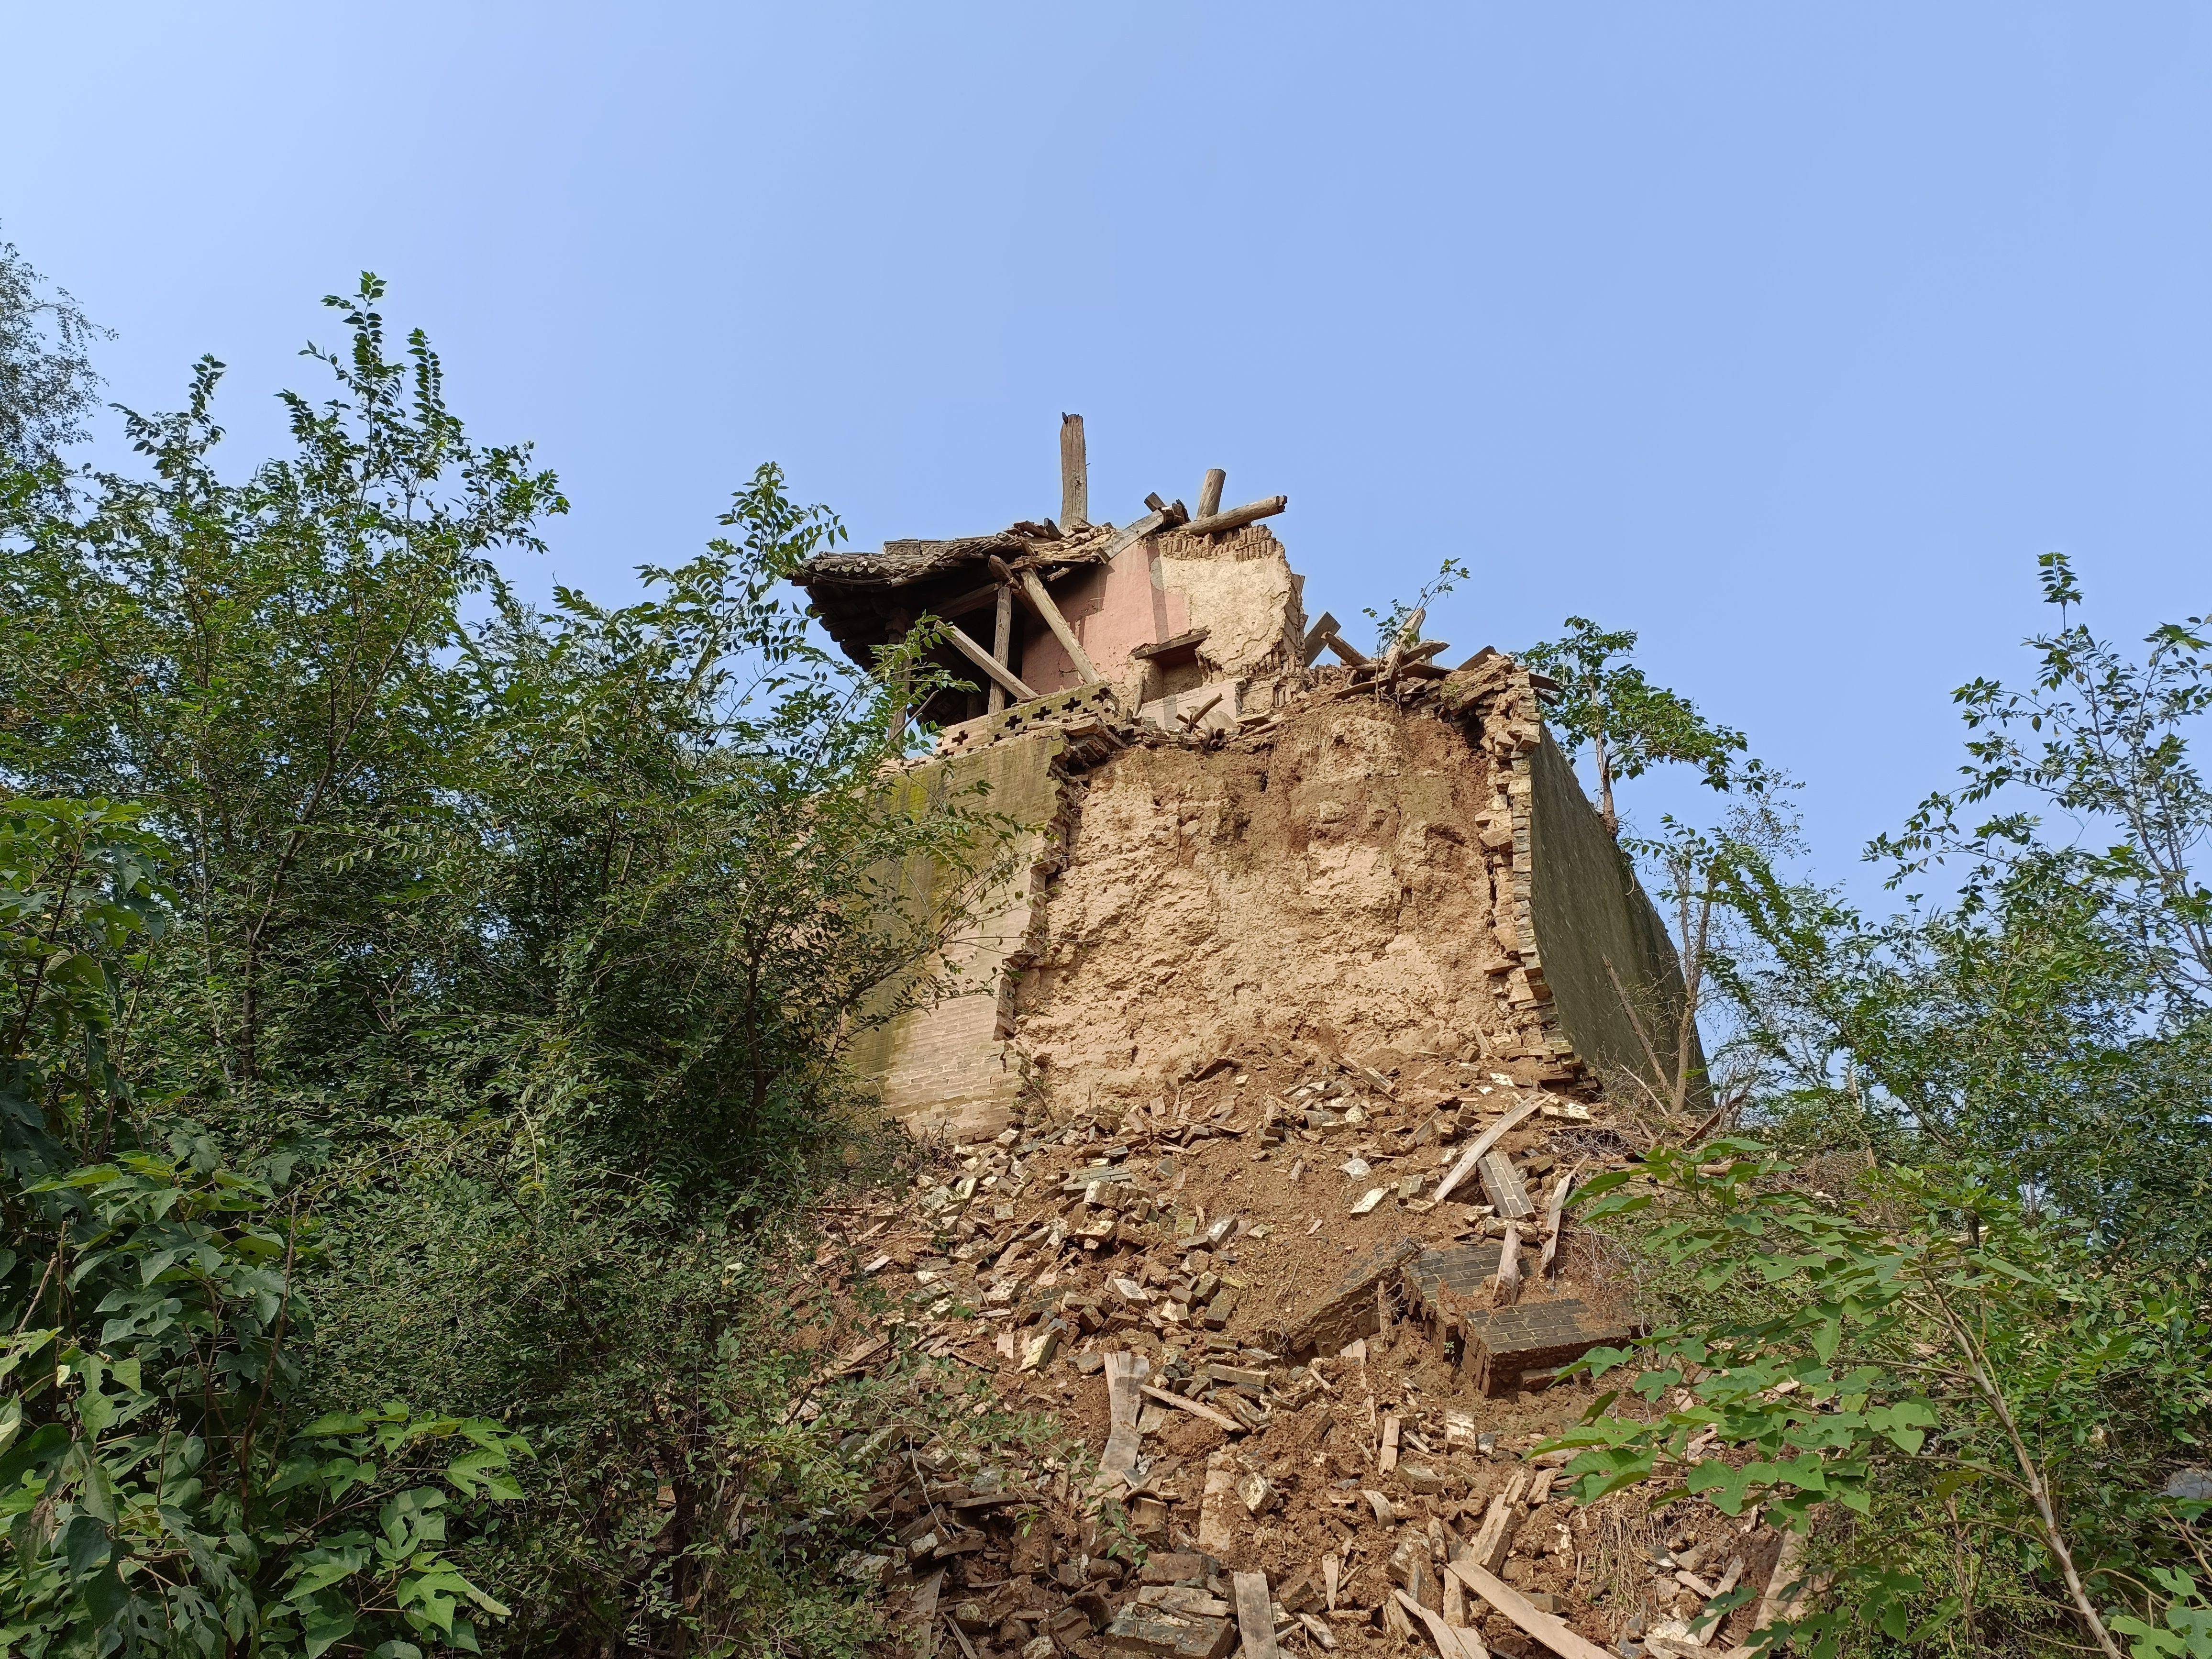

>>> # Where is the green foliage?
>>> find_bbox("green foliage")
[0,800,523,1658]
[0,276,1018,1656]
[1523,616,1749,833]
[1363,557,1469,652]
[1559,1143,2212,1657]
[0,229,108,476]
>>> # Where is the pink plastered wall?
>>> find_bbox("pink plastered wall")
[1019,542,1190,692]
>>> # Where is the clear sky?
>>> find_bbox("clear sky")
[8,4,2211,899]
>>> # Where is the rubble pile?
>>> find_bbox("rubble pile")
[808,1053,1797,1659]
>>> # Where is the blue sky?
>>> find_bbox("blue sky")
[9,4,2211,900]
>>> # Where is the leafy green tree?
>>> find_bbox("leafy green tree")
[0,275,1020,1655]
[0,231,108,476]
[1523,616,1747,835]
[0,799,525,1658]
[1559,1143,2212,1659]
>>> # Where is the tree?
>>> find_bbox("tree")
[1523,616,1747,836]
[0,800,526,1658]
[0,274,1023,1655]
[0,231,108,477]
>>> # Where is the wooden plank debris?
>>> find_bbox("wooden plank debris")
[1140,1383,1245,1433]
[1445,1559,1615,1659]
[1493,1224,1523,1308]
[1231,1571,1280,1659]
[1131,628,1209,663]
[1463,1494,1519,1574]
[1100,1351,1148,1478]
[1433,1098,1542,1204]
[1480,1152,1536,1222]
[1300,611,1339,668]
[1538,1167,1575,1281]
[1395,1590,1490,1659]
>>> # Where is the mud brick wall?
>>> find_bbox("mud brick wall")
[848,666,1701,1133]
[846,729,1077,1139]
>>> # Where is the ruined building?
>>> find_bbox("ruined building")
[793,420,1693,1141]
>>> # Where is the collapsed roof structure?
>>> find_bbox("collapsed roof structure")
[790,420,1698,1143]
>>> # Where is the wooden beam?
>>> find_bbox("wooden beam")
[1433,1097,1542,1205]
[1324,631,1371,668]
[1395,1590,1489,1659]
[1019,568,1104,684]
[1139,1382,1244,1434]
[1235,1573,1283,1659]
[934,617,1037,702]
[1445,1561,1615,1659]
[1300,611,1340,668]
[1129,627,1208,664]
[1537,1168,1575,1281]
[1180,495,1286,538]
[1100,507,1175,562]
[1198,468,1226,519]
[1061,413,1088,528]
[1479,1152,1536,1223]
[1100,1351,1147,1478]
[988,583,1014,715]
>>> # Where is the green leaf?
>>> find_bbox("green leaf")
[62,1514,111,1580]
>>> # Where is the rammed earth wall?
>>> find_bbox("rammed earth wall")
[852,665,1699,1139]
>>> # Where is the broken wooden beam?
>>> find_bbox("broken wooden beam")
[1102,505,1183,561]
[937,617,1038,702]
[1198,468,1226,519]
[1433,1097,1541,1204]
[1180,495,1286,537]
[1178,691,1226,732]
[1323,631,1370,668]
[1061,413,1088,528]
[1008,567,1104,684]
[1232,1572,1281,1659]
[1445,1560,1614,1659]
[1139,1383,1244,1434]
[1479,1152,1536,1222]
[1130,627,1209,664]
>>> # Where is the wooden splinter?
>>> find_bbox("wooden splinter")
[1492,1223,1522,1308]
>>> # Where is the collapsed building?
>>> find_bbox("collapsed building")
[792,419,1696,1144]
[787,428,1798,1659]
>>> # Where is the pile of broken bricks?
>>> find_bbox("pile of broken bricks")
[807,1051,1818,1659]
